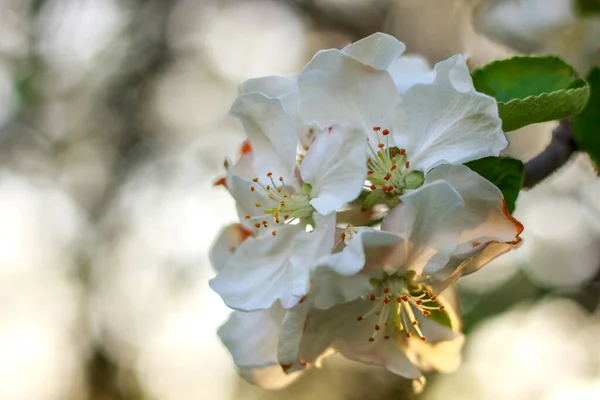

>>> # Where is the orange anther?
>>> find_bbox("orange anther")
[213,177,227,187]
[382,129,390,136]
[357,316,363,321]
[368,337,375,342]
[252,178,259,183]
[378,143,385,148]
[240,140,252,156]
[405,161,410,168]
[375,324,380,331]
[272,231,277,236]
[370,294,376,301]
[267,172,273,177]
[370,185,376,190]
[373,127,381,131]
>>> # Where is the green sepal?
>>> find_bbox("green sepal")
[362,189,401,211]
[472,56,590,132]
[466,156,524,214]
[405,170,425,189]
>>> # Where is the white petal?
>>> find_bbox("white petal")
[230,92,297,182]
[342,32,406,70]
[219,306,302,389]
[387,54,435,94]
[298,49,398,142]
[425,164,524,247]
[430,54,474,93]
[289,213,336,297]
[218,306,285,367]
[301,123,368,215]
[225,159,278,223]
[314,228,402,276]
[309,268,373,310]
[239,75,298,97]
[239,365,301,390]
[382,180,464,275]
[294,299,423,379]
[209,224,305,311]
[210,223,254,272]
[409,333,465,374]
[238,74,321,148]
[277,301,312,374]
[393,55,507,171]
[430,240,523,295]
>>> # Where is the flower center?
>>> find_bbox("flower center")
[245,172,313,235]
[366,127,424,196]
[356,275,444,342]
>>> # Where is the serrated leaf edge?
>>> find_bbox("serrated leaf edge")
[499,82,590,131]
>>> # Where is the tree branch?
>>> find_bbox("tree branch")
[522,119,578,188]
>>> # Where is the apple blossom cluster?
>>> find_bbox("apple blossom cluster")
[210,33,524,388]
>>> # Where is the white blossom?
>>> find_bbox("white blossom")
[298,32,507,201]
[210,90,367,312]
[277,165,523,381]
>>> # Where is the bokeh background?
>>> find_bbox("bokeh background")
[1,0,600,399]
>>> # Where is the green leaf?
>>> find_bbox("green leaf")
[472,56,590,132]
[577,0,600,15]
[466,157,524,213]
[573,68,600,169]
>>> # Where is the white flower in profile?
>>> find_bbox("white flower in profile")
[211,224,301,389]
[298,33,507,203]
[209,90,367,312]
[474,0,600,73]
[277,164,523,381]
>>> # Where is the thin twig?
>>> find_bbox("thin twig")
[522,119,578,188]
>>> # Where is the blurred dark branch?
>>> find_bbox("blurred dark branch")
[279,0,393,40]
[522,119,578,188]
